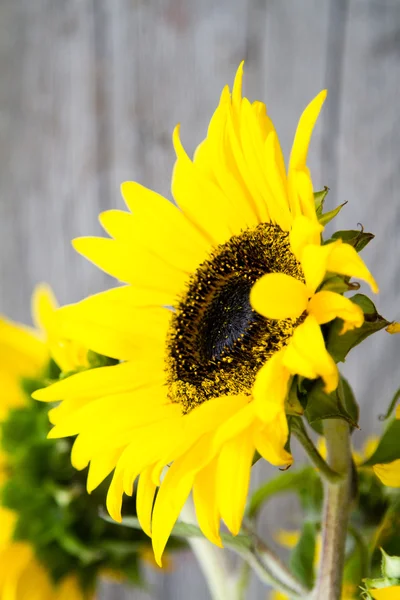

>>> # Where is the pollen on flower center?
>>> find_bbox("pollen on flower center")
[166,223,305,413]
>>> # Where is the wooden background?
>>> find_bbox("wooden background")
[1,1,400,598]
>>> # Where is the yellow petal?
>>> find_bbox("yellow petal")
[217,428,254,536]
[289,215,324,262]
[263,131,292,231]
[253,415,292,467]
[288,90,327,218]
[370,587,400,600]
[172,125,247,245]
[72,236,186,303]
[251,273,309,320]
[33,359,162,403]
[152,433,216,566]
[252,351,291,423]
[193,458,222,547]
[373,459,400,488]
[119,183,211,271]
[327,242,378,293]
[274,529,300,549]
[301,241,341,293]
[55,298,170,361]
[87,447,124,493]
[387,322,400,334]
[136,466,157,537]
[282,315,339,392]
[308,291,364,332]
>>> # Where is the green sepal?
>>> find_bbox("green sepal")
[318,202,347,226]
[285,379,304,416]
[381,549,400,579]
[331,227,375,252]
[362,420,400,466]
[320,275,360,294]
[314,187,330,214]
[379,386,400,421]
[304,377,359,431]
[289,520,317,589]
[326,294,390,363]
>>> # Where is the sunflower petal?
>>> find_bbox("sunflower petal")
[252,351,291,423]
[327,243,379,293]
[193,458,222,547]
[251,273,309,320]
[373,460,400,488]
[254,416,292,467]
[308,290,364,332]
[217,428,254,535]
[283,315,339,392]
[137,466,157,537]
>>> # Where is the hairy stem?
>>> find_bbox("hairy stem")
[313,419,352,600]
[291,417,342,483]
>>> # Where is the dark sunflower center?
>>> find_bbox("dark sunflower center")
[199,275,256,362]
[166,223,304,413]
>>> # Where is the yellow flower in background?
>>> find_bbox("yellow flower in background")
[33,63,376,566]
[373,460,400,487]
[0,286,91,600]
[370,587,400,599]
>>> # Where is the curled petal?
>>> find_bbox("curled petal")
[289,215,324,262]
[327,243,378,293]
[282,315,339,393]
[308,291,364,332]
[373,460,400,488]
[250,273,309,320]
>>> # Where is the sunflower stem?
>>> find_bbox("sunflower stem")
[180,500,235,600]
[291,417,343,483]
[313,419,352,600]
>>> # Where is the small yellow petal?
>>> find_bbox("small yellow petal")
[373,459,400,487]
[252,351,291,423]
[253,415,292,467]
[308,291,364,331]
[370,586,400,600]
[283,315,339,393]
[386,322,400,334]
[136,466,157,537]
[193,458,222,547]
[251,273,309,320]
[274,529,300,549]
[217,428,254,535]
[327,243,378,293]
[289,215,324,262]
[301,241,341,293]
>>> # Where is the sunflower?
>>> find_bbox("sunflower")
[0,286,159,598]
[33,63,376,565]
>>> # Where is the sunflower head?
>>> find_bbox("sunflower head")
[32,64,381,567]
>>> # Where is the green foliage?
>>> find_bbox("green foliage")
[314,187,347,226]
[362,420,400,466]
[326,294,389,364]
[289,520,317,589]
[304,377,359,431]
[0,363,163,590]
[331,228,375,253]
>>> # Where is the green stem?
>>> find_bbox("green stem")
[313,419,352,600]
[291,417,343,483]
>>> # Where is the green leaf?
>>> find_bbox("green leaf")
[326,294,390,363]
[379,386,400,421]
[318,202,347,226]
[321,275,360,294]
[285,380,304,416]
[314,187,330,214]
[381,549,400,579]
[305,379,359,429]
[247,467,317,518]
[331,228,375,252]
[289,521,316,589]
[362,420,400,466]
[372,499,400,562]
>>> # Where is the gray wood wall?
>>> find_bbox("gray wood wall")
[1,1,400,598]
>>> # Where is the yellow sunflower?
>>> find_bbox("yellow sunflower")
[33,63,376,565]
[0,287,90,600]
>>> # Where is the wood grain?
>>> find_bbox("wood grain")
[1,1,399,598]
